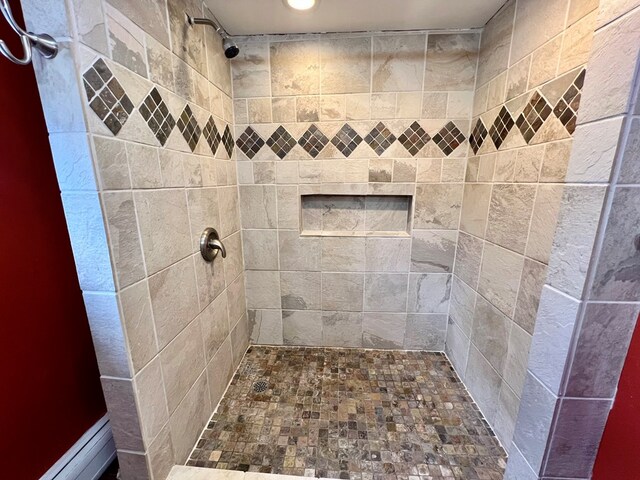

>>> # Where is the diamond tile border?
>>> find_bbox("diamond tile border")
[267,126,297,159]
[177,105,202,152]
[203,116,222,155]
[139,88,175,146]
[299,124,329,158]
[331,124,363,157]
[364,122,397,155]
[236,126,265,159]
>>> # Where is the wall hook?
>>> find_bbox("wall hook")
[0,0,58,66]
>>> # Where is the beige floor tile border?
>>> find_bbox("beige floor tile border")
[168,466,310,480]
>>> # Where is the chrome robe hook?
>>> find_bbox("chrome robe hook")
[0,0,58,65]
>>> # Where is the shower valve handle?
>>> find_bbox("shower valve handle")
[200,227,226,262]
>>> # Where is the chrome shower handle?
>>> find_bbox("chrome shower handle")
[200,227,226,262]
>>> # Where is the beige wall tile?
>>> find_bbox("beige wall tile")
[425,33,479,91]
[101,377,144,451]
[247,97,272,123]
[528,36,563,89]
[134,356,169,445]
[476,0,515,87]
[363,313,407,348]
[559,11,597,74]
[460,184,492,238]
[120,280,157,372]
[485,184,536,254]
[478,243,525,317]
[243,229,279,270]
[320,37,371,94]
[283,310,322,346]
[414,184,463,229]
[526,185,564,264]
[322,273,364,311]
[280,271,321,310]
[407,273,451,314]
[232,42,270,98]
[471,295,511,374]
[322,236,366,272]
[322,312,363,347]
[245,270,281,309]
[373,34,426,92]
[364,273,409,312]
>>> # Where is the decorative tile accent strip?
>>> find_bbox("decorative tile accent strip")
[489,106,514,150]
[298,124,329,158]
[203,116,222,155]
[176,105,201,152]
[469,119,488,154]
[398,121,431,155]
[222,125,235,158]
[139,88,175,146]
[82,59,134,135]
[553,69,585,135]
[236,126,264,159]
[266,126,297,159]
[432,121,466,156]
[364,122,397,155]
[331,123,363,157]
[516,92,553,143]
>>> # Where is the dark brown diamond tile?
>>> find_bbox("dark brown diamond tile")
[364,122,397,156]
[488,106,515,150]
[222,125,235,157]
[266,125,297,159]
[236,126,265,159]
[299,124,329,158]
[397,121,431,155]
[432,121,466,156]
[203,116,222,155]
[469,118,488,154]
[176,104,201,152]
[331,124,363,157]
[139,88,175,146]
[516,91,553,143]
[553,68,586,135]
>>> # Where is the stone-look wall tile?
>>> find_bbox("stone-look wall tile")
[160,314,206,415]
[148,257,200,349]
[247,98,273,124]
[223,232,243,285]
[513,372,558,474]
[514,259,548,335]
[528,36,563,90]
[194,253,225,310]
[447,91,474,119]
[559,11,597,74]
[320,37,371,94]
[565,302,640,398]
[396,92,422,119]
[453,232,483,289]
[94,137,130,190]
[510,0,571,65]
[281,271,321,310]
[134,357,169,445]
[283,310,322,346]
[106,5,148,78]
[47,133,97,191]
[404,314,447,350]
[134,190,191,275]
[320,95,346,121]
[199,293,229,361]
[579,7,640,123]
[422,92,448,118]
[494,382,520,449]
[464,346,502,422]
[547,186,607,298]
[471,296,511,374]
[101,377,144,451]
[322,273,364,312]
[503,445,538,480]
[410,230,457,273]
[296,96,320,122]
[460,184,492,237]
[245,270,280,309]
[540,139,572,182]
[407,273,451,314]
[528,286,580,394]
[106,0,169,47]
[478,244,524,318]
[363,313,407,349]
[120,280,157,373]
[322,312,363,347]
[207,339,233,409]
[486,184,536,255]
[525,185,564,265]
[425,33,479,91]
[503,324,532,397]
[226,274,247,329]
[239,186,277,229]
[449,276,476,336]
[126,143,162,189]
[365,238,411,272]
[243,230,279,270]
[445,319,470,378]
[365,196,409,232]
[103,192,145,289]
[591,187,640,301]
[147,425,175,480]
[230,314,250,366]
[476,0,515,87]
[167,0,206,75]
[169,371,211,464]
[249,309,283,345]
[372,34,426,92]
[370,93,396,119]
[218,187,241,238]
[364,274,409,312]
[346,94,371,120]
[619,118,640,184]
[322,237,366,272]
[233,42,271,98]
[271,40,320,96]
[279,231,320,271]
[83,292,131,378]
[506,56,531,100]
[543,399,612,478]
[414,184,463,229]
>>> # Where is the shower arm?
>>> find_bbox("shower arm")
[187,14,230,40]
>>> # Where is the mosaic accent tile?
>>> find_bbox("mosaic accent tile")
[516,92,553,143]
[299,124,329,158]
[139,88,175,146]
[488,107,515,150]
[222,125,235,157]
[236,126,265,159]
[469,119,488,154]
[82,59,134,135]
[177,105,201,152]
[432,121,466,156]
[267,126,297,159]
[331,124,363,157]
[188,346,506,479]
[203,116,222,155]
[398,121,431,156]
[553,69,585,135]
[364,122,397,156]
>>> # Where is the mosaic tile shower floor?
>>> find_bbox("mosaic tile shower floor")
[188,347,506,480]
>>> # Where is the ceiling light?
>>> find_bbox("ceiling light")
[285,0,317,11]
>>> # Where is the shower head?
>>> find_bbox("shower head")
[187,14,239,59]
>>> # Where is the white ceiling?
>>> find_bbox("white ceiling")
[204,0,506,36]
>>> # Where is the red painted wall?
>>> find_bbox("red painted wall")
[592,314,640,479]
[0,2,107,479]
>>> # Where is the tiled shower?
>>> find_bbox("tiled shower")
[23,0,640,479]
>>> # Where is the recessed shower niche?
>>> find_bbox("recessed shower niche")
[300,186,413,236]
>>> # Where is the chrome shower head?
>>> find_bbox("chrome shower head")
[187,14,239,59]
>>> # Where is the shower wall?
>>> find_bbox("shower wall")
[446,0,597,448]
[231,32,480,349]
[23,0,247,478]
